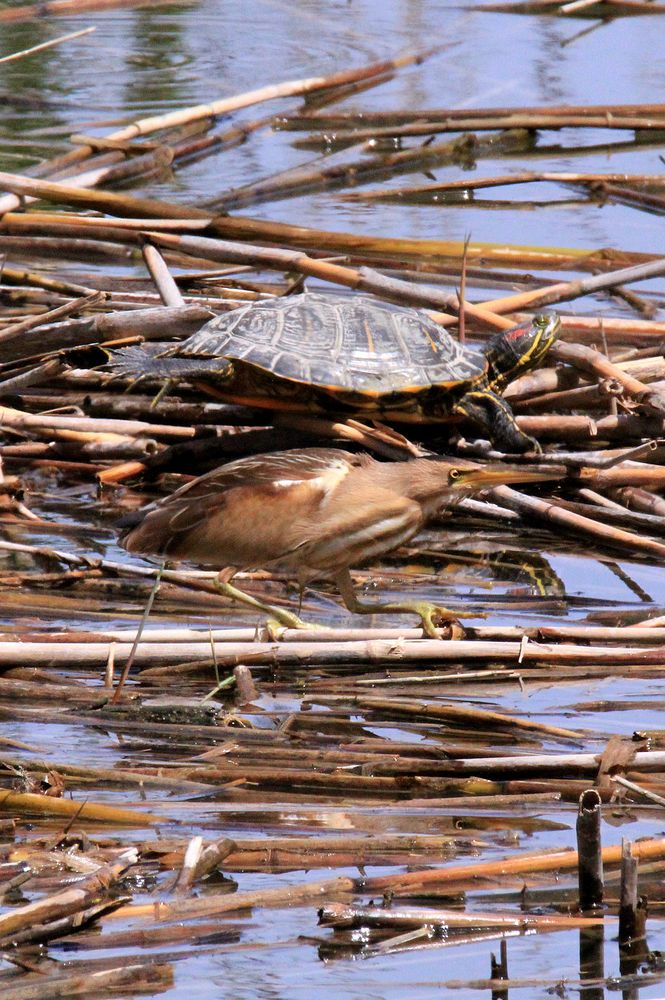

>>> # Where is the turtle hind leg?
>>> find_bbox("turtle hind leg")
[454,389,539,453]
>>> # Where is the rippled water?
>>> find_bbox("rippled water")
[2,0,664,252]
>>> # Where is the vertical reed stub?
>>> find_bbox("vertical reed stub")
[619,838,649,981]
[490,938,508,1000]
[576,788,604,910]
[619,839,638,944]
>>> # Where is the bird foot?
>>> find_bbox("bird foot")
[263,611,325,641]
[415,603,485,640]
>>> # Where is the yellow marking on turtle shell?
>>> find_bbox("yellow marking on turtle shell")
[437,378,469,390]
[363,318,375,355]
[319,383,434,397]
[321,383,382,398]
[420,327,442,352]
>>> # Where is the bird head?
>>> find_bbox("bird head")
[404,458,561,515]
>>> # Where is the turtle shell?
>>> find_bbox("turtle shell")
[168,292,486,398]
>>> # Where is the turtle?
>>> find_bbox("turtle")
[109,292,559,452]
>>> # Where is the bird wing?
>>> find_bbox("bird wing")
[171,448,365,503]
[120,448,370,564]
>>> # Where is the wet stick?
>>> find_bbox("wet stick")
[297,111,665,146]
[0,405,200,439]
[548,497,665,539]
[0,0,196,20]
[0,26,96,64]
[0,898,128,951]
[491,939,509,1000]
[111,835,665,923]
[145,231,511,326]
[610,487,665,517]
[577,789,604,910]
[318,902,607,930]
[0,172,658,274]
[361,834,665,895]
[505,354,665,405]
[619,841,639,947]
[488,485,665,558]
[469,0,665,13]
[0,290,105,346]
[516,412,665,443]
[0,790,164,824]
[279,101,665,130]
[34,622,665,645]
[558,315,665,341]
[480,256,665,316]
[618,841,649,978]
[0,50,430,210]
[12,634,665,669]
[0,304,211,361]
[341,169,665,202]
[208,130,535,211]
[550,340,665,414]
[141,243,185,307]
[304,694,584,741]
[513,379,624,414]
[2,966,172,998]
[587,181,665,214]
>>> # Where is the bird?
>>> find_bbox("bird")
[119,447,555,637]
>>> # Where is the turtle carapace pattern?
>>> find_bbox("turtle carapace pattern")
[110,293,559,452]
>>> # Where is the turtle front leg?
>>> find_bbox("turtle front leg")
[334,569,480,639]
[454,389,539,453]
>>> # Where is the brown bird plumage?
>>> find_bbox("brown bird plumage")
[121,448,554,635]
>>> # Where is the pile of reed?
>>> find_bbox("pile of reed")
[0,37,664,998]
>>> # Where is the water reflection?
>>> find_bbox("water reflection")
[0,4,661,257]
[0,23,67,151]
[120,10,194,111]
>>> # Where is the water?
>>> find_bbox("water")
[1,1,664,252]
[1,1,665,997]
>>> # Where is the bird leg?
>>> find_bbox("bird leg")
[335,569,478,639]
[213,575,317,632]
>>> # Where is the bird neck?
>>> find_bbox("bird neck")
[374,459,463,514]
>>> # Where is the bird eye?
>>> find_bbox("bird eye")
[448,468,461,483]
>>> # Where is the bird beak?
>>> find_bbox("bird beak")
[454,465,561,490]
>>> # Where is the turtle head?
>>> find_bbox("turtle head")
[486,313,560,391]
